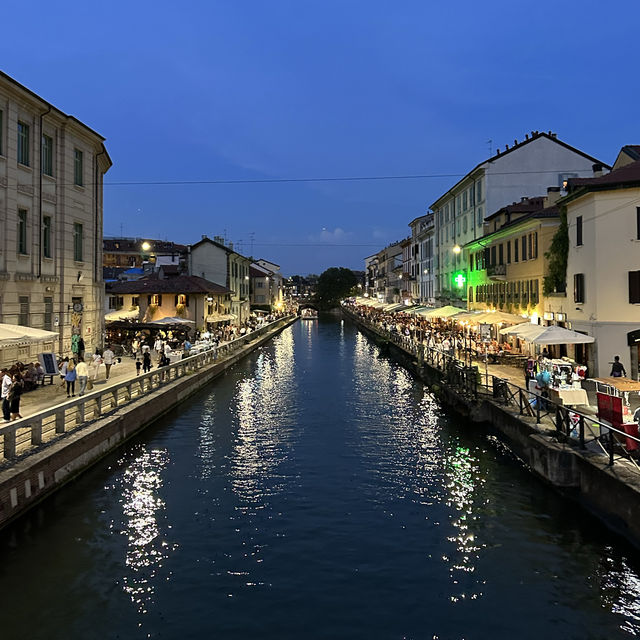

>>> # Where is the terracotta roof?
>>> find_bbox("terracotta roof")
[567,159,640,190]
[106,275,231,295]
[484,196,547,221]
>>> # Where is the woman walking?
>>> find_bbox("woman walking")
[65,359,77,397]
[9,372,24,420]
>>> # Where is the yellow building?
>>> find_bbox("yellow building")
[464,191,561,320]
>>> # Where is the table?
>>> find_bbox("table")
[548,387,589,406]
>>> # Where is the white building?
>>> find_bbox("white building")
[431,131,608,307]
[0,70,111,365]
[553,151,640,378]
[409,213,435,305]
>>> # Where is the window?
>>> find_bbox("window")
[574,273,585,303]
[42,134,53,176]
[74,149,83,186]
[514,238,519,262]
[175,294,190,307]
[637,208,640,241]
[73,222,83,261]
[476,179,483,202]
[0,109,3,155]
[521,235,527,261]
[257,281,265,288]
[499,243,504,265]
[132,297,139,307]
[477,207,483,228]
[19,296,29,325]
[148,294,163,306]
[462,191,468,211]
[463,216,467,234]
[43,216,52,258]
[18,209,28,254]
[43,297,53,331]
[576,215,583,246]
[490,245,496,266]
[629,271,640,304]
[507,241,511,264]
[532,232,538,259]
[18,121,30,166]
[109,296,124,309]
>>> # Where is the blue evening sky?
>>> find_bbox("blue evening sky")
[2,0,637,275]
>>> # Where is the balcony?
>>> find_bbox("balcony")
[487,264,506,281]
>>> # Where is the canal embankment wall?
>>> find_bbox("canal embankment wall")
[346,309,640,549]
[0,317,297,530]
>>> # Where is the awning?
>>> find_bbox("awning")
[206,314,236,323]
[0,323,58,346]
[415,305,467,319]
[150,316,196,325]
[105,308,139,323]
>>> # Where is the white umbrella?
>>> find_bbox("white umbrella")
[523,325,595,345]
[150,316,196,325]
[499,322,544,337]
[0,323,58,345]
[469,311,527,325]
[417,305,467,319]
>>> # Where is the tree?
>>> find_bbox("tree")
[315,267,357,307]
[543,206,568,295]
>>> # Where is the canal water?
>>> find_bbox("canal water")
[1,318,639,639]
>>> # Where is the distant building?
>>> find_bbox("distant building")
[0,70,111,363]
[188,236,252,323]
[431,131,609,306]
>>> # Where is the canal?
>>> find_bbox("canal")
[1,317,640,639]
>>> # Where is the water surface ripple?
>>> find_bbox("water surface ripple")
[1,318,639,639]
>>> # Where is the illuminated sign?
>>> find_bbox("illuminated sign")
[453,272,466,289]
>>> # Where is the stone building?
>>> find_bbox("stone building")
[0,70,111,361]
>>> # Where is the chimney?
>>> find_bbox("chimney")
[592,163,604,177]
[520,197,528,203]
[505,143,509,150]
[550,132,557,138]
[514,139,518,146]
[546,186,561,206]
[525,133,529,140]
[201,234,208,240]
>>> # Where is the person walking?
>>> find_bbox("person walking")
[65,359,77,397]
[76,357,89,396]
[1,368,12,421]
[91,349,102,380]
[8,372,24,420]
[610,355,627,378]
[103,346,115,380]
[78,336,85,360]
[143,350,152,373]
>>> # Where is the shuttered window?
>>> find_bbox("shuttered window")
[574,273,585,303]
[629,271,640,304]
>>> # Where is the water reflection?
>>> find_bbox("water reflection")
[229,329,297,505]
[112,446,176,616]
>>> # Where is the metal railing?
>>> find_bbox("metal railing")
[0,316,294,464]
[345,306,640,471]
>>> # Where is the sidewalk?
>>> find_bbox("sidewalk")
[17,357,140,417]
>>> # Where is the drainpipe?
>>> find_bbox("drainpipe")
[38,106,51,278]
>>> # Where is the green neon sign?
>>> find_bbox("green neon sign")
[454,272,466,289]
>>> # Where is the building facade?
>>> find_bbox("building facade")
[431,131,608,307]
[551,157,640,378]
[465,192,561,320]
[0,71,111,361]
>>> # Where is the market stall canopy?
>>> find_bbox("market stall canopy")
[464,311,527,325]
[522,325,595,345]
[590,377,640,393]
[0,323,58,345]
[416,305,467,319]
[105,308,139,323]
[150,316,196,325]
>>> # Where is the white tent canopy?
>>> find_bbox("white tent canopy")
[105,308,139,323]
[0,323,58,345]
[465,311,527,325]
[416,305,467,319]
[523,325,595,345]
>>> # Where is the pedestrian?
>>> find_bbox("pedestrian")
[143,350,152,373]
[65,359,77,397]
[103,345,115,380]
[525,356,537,388]
[135,359,142,376]
[59,357,69,388]
[611,355,626,378]
[9,372,24,420]
[1,367,12,421]
[76,357,89,396]
[91,349,102,380]
[78,336,85,360]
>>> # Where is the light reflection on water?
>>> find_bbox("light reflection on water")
[1,320,640,639]
[112,447,177,615]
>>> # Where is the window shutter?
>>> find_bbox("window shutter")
[185,295,189,308]
[147,295,151,305]
[158,295,162,306]
[629,271,640,304]
[175,295,179,307]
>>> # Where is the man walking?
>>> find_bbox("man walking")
[76,357,89,396]
[1,368,12,421]
[103,345,115,380]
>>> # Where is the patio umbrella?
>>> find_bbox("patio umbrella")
[467,311,527,325]
[150,316,196,325]
[417,305,467,319]
[523,325,595,345]
[499,322,545,338]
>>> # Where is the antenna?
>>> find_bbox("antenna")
[249,231,255,256]
[487,139,493,156]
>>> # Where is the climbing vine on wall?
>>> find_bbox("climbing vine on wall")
[543,206,568,295]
